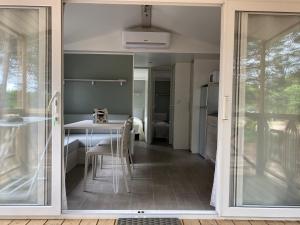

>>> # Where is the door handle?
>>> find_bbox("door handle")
[47,91,60,125]
[222,96,231,120]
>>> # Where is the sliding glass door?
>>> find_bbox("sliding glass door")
[0,0,61,215]
[218,0,300,217]
[231,12,300,208]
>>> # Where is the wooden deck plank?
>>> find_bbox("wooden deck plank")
[62,220,81,225]
[80,220,98,225]
[282,222,300,225]
[26,220,47,225]
[9,220,30,225]
[217,221,235,225]
[0,220,12,225]
[233,221,251,225]
[0,220,300,225]
[200,220,218,225]
[250,221,268,225]
[97,220,115,225]
[44,220,64,225]
[183,220,201,225]
[266,222,285,225]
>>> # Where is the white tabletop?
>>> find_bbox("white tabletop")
[64,120,124,130]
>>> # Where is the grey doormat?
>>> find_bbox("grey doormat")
[117,218,181,225]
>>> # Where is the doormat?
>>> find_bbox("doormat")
[117,218,181,225]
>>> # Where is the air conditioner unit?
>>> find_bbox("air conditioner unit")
[122,31,171,49]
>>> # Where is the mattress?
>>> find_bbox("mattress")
[153,121,169,139]
[133,117,145,140]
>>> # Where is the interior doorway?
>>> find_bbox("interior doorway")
[62,3,221,212]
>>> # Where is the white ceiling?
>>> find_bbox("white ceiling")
[0,9,40,36]
[248,14,300,41]
[64,4,221,53]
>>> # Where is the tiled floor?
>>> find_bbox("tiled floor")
[66,141,215,210]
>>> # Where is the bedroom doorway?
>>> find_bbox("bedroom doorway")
[151,66,172,145]
[133,68,149,143]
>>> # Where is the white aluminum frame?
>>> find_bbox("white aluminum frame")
[62,0,223,218]
[63,0,300,219]
[217,0,300,219]
[0,0,62,216]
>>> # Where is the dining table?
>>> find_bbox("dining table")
[62,119,125,209]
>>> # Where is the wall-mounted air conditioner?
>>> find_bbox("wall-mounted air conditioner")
[122,31,171,49]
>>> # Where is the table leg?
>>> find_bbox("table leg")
[116,129,120,193]
[85,128,88,152]
[110,129,116,193]
[89,129,94,147]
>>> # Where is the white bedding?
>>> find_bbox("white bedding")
[133,117,145,140]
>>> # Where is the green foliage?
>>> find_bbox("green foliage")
[244,26,300,116]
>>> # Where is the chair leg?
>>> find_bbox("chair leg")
[91,156,95,180]
[83,154,89,191]
[125,156,132,179]
[128,151,134,169]
[120,157,130,193]
[93,155,98,179]
[100,155,103,169]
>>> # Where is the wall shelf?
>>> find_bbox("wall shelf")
[64,78,127,86]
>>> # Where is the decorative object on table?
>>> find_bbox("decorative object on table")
[93,108,108,123]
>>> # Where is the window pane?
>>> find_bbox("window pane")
[231,13,300,207]
[0,7,51,205]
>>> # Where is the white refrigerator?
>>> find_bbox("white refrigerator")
[199,83,219,158]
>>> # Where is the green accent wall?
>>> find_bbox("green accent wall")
[64,54,133,115]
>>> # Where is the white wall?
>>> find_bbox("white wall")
[144,78,149,143]
[190,58,220,154]
[173,62,191,150]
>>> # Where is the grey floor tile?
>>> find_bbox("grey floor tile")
[130,193,155,210]
[111,193,132,209]
[153,189,178,209]
[66,141,215,210]
[175,193,205,210]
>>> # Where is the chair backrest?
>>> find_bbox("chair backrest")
[121,118,133,157]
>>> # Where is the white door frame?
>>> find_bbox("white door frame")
[217,0,300,218]
[61,0,300,219]
[62,0,223,218]
[0,0,62,216]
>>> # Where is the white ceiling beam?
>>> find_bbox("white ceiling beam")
[63,0,223,7]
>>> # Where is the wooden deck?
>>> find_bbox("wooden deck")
[0,220,299,225]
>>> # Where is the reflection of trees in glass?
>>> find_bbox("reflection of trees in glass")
[245,25,300,115]
[244,39,261,113]
[26,31,40,109]
[265,29,300,115]
[0,9,40,114]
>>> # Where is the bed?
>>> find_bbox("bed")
[152,113,169,139]
[133,117,145,141]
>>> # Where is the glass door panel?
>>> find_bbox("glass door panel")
[0,6,51,205]
[0,1,61,215]
[231,12,300,207]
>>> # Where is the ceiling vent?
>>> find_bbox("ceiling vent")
[122,30,171,49]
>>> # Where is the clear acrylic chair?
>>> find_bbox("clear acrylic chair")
[83,119,133,193]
